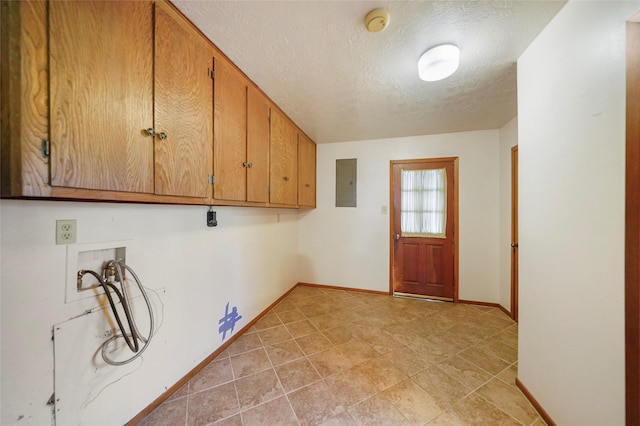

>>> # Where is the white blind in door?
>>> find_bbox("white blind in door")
[400,168,447,238]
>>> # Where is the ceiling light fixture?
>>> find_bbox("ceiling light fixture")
[418,44,460,82]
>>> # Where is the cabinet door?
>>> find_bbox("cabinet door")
[49,1,154,193]
[246,85,270,203]
[269,109,298,206]
[213,56,247,201]
[298,133,316,207]
[154,3,213,198]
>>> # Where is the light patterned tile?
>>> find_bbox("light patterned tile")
[323,326,357,346]
[458,346,511,376]
[258,325,292,346]
[211,414,242,426]
[383,379,443,424]
[275,357,322,393]
[288,380,346,426]
[190,357,234,393]
[242,396,298,426]
[276,309,306,324]
[187,382,239,426]
[351,357,407,392]
[167,382,189,402]
[139,398,186,426]
[296,332,333,355]
[481,339,518,363]
[264,339,305,366]
[381,346,431,377]
[317,411,356,425]
[285,319,318,338]
[413,366,470,409]
[227,333,263,356]
[230,348,271,379]
[235,369,284,410]
[325,366,378,407]
[144,289,525,426]
[308,314,345,331]
[449,393,521,425]
[497,363,518,388]
[337,340,378,365]
[308,347,355,377]
[347,393,412,426]
[436,356,492,391]
[254,313,283,330]
[477,379,540,425]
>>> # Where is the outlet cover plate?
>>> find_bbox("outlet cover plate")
[56,220,77,244]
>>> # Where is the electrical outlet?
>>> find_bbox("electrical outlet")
[56,220,77,244]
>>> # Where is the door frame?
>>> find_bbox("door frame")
[388,157,459,301]
[626,14,640,426]
[510,145,519,322]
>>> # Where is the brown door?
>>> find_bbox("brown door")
[626,14,640,425]
[510,146,519,321]
[391,158,458,300]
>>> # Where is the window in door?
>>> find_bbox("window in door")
[400,168,447,238]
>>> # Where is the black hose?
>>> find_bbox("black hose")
[79,269,140,353]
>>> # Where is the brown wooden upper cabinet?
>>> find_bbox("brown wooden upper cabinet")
[47,1,213,199]
[2,0,315,208]
[153,2,214,199]
[269,110,298,206]
[213,57,269,203]
[298,133,316,208]
[48,1,155,194]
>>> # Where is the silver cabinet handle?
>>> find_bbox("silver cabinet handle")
[248,163,253,168]
[145,128,156,136]
[511,242,518,248]
[158,132,168,140]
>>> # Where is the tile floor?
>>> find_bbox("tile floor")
[139,286,544,426]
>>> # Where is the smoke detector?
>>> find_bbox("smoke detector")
[365,9,390,32]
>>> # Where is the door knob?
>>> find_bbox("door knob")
[395,234,401,240]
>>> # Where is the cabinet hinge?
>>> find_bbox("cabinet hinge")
[209,68,215,80]
[41,139,50,158]
[268,110,271,124]
[208,175,215,185]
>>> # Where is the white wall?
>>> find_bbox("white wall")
[498,117,518,311]
[517,1,640,424]
[298,130,501,303]
[0,200,299,425]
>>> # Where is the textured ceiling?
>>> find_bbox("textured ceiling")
[173,1,567,144]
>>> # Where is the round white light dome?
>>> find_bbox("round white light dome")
[418,44,460,82]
